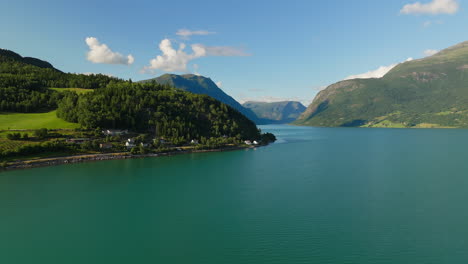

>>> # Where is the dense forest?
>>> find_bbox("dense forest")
[57,82,261,141]
[0,48,264,144]
[0,49,121,112]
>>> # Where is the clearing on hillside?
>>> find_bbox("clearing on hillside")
[0,111,80,130]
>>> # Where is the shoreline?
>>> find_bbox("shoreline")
[1,145,258,172]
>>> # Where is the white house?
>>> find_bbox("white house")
[103,129,128,136]
[253,141,260,145]
[244,140,252,145]
[125,138,136,149]
[191,139,199,145]
[125,141,136,149]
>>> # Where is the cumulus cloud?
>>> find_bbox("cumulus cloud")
[400,0,459,15]
[424,49,439,56]
[176,29,216,39]
[85,37,134,65]
[344,58,413,80]
[193,45,251,56]
[144,39,250,73]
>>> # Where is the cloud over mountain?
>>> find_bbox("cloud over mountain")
[344,58,413,80]
[424,49,439,56]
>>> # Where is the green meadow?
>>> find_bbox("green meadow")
[0,111,80,130]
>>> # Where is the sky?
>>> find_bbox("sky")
[1,0,467,106]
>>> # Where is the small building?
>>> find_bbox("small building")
[100,143,113,149]
[191,139,199,145]
[244,140,252,145]
[103,129,128,136]
[253,141,260,145]
[126,139,136,149]
[140,142,149,147]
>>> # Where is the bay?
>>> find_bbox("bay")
[1,125,468,263]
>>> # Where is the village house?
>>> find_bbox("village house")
[102,129,128,136]
[191,139,199,145]
[244,140,252,145]
[253,141,260,145]
[125,138,136,149]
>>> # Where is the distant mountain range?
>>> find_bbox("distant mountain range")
[140,74,264,124]
[295,41,468,128]
[243,101,306,124]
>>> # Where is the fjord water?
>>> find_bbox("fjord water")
[2,125,468,263]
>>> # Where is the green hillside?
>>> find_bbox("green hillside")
[0,49,275,160]
[295,41,468,128]
[243,101,306,124]
[140,74,263,124]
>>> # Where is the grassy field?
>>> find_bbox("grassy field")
[49,87,94,94]
[0,111,80,130]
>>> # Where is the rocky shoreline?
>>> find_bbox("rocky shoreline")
[0,145,255,172]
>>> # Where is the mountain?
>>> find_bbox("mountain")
[140,74,263,124]
[243,101,306,124]
[0,49,59,70]
[295,41,468,128]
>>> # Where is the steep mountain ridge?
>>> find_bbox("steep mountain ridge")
[295,41,468,128]
[140,74,263,124]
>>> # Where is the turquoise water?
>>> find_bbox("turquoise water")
[1,125,468,263]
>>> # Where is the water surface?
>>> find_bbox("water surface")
[1,125,468,263]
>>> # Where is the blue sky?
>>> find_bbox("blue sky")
[1,0,466,105]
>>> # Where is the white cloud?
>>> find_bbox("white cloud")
[400,0,459,15]
[144,39,250,73]
[192,64,201,75]
[85,37,134,65]
[193,45,250,56]
[176,29,216,39]
[424,49,439,56]
[423,19,444,27]
[344,58,413,80]
[216,81,223,88]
